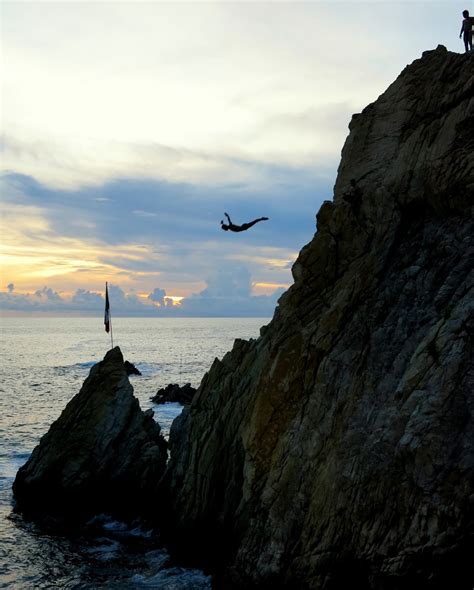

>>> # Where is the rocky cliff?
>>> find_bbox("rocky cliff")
[13,348,167,522]
[165,47,474,588]
[11,46,473,588]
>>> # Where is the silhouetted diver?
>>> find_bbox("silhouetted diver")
[221,212,269,232]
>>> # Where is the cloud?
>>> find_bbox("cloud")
[0,287,65,312]
[1,132,332,192]
[133,210,158,218]
[106,284,155,313]
[1,135,266,191]
[2,1,456,191]
[148,287,167,305]
[0,0,459,319]
[199,266,252,299]
[0,172,313,299]
[179,266,283,317]
[0,267,284,317]
[34,286,62,302]
[2,171,322,247]
[71,288,104,310]
[7,283,14,293]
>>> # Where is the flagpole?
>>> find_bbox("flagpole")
[110,309,114,349]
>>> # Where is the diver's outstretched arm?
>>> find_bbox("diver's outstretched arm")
[224,212,232,225]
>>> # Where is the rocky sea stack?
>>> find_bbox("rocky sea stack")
[13,347,167,522]
[164,47,474,588]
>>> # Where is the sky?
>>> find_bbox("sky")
[0,0,466,316]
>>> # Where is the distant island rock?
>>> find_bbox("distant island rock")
[13,347,167,523]
[151,383,197,405]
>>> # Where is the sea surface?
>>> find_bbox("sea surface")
[0,316,268,589]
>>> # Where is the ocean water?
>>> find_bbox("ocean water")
[0,316,268,589]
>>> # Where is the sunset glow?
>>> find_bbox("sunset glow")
[1,1,459,315]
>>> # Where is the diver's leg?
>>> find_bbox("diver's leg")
[241,218,265,230]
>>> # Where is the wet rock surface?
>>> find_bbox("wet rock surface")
[151,383,197,405]
[13,347,167,522]
[165,47,474,588]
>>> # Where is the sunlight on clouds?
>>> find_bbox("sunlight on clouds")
[1,0,457,313]
[1,1,443,190]
[253,281,290,296]
[264,258,293,270]
[166,296,184,304]
[0,183,295,314]
[1,134,283,190]
[0,204,51,234]
[136,292,182,308]
[0,200,162,292]
[1,239,123,290]
[229,253,297,271]
[0,173,304,306]
[0,250,103,280]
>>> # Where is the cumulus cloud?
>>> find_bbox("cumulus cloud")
[148,287,167,306]
[0,268,284,317]
[180,266,283,317]
[201,267,252,299]
[34,286,63,302]
[107,284,155,313]
[71,289,104,310]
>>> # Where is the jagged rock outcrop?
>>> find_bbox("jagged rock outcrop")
[164,47,474,588]
[124,360,142,375]
[13,347,167,522]
[151,383,197,405]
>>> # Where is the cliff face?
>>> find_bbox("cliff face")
[166,47,474,588]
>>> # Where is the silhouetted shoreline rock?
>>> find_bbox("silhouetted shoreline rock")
[13,347,167,523]
[151,383,196,405]
[124,360,142,376]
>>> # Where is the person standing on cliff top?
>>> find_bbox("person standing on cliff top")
[460,9,473,53]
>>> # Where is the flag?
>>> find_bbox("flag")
[104,282,110,333]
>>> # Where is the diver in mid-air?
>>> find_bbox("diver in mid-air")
[221,212,269,232]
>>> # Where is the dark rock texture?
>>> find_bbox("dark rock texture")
[13,347,167,521]
[151,383,197,405]
[165,47,474,588]
[124,360,142,376]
